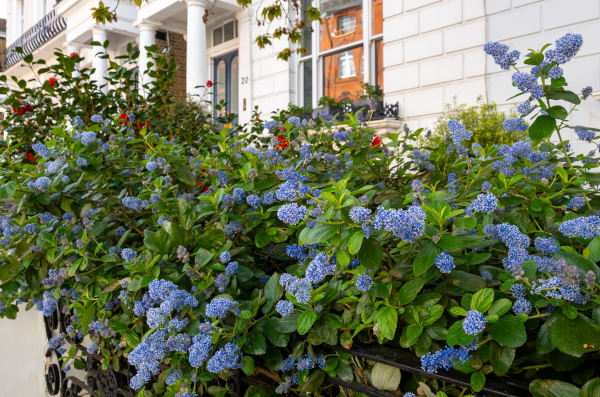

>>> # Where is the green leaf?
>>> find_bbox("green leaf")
[406,324,423,341]
[561,305,577,320]
[194,248,213,267]
[437,235,464,252]
[546,105,568,120]
[263,273,283,313]
[547,89,581,105]
[488,298,512,317]
[549,314,600,357]
[255,229,270,248]
[265,319,290,347]
[244,331,266,355]
[413,241,440,276]
[586,237,600,262]
[524,52,544,65]
[376,307,398,341]
[371,363,401,391]
[358,238,383,269]
[489,342,515,376]
[299,223,338,245]
[81,304,96,334]
[241,356,254,376]
[446,321,476,346]
[348,230,364,255]
[398,278,425,305]
[297,310,318,335]
[529,379,580,397]
[0,182,17,199]
[489,315,527,348]
[470,372,486,393]
[581,378,600,397]
[529,115,556,141]
[470,288,494,312]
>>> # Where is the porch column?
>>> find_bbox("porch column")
[66,42,81,77]
[91,26,108,93]
[186,0,208,99]
[137,21,157,97]
[236,8,253,125]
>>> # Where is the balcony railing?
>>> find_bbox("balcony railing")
[1,9,66,71]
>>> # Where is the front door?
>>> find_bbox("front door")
[213,51,239,121]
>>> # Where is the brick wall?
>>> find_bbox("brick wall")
[156,31,187,100]
[382,0,600,147]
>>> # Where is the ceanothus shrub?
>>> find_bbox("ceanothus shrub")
[0,33,600,396]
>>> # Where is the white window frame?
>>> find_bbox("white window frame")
[298,0,378,108]
[211,19,238,48]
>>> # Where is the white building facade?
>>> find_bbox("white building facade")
[2,0,600,131]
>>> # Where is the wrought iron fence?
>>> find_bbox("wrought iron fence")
[1,9,66,71]
[44,305,530,397]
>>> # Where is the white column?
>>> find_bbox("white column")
[66,42,81,77]
[236,9,252,124]
[362,0,372,86]
[137,22,157,97]
[186,0,208,99]
[91,26,108,93]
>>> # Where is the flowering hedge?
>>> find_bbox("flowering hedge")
[1,35,600,397]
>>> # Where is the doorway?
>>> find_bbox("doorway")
[213,51,239,121]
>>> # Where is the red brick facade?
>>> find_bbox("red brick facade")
[156,30,187,99]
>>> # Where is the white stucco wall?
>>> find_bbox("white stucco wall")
[0,305,48,396]
[382,0,600,146]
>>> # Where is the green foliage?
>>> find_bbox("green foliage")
[433,98,523,147]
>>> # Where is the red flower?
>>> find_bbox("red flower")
[48,77,57,86]
[276,135,289,150]
[254,116,260,121]
[206,80,213,87]
[69,52,79,58]
[25,152,37,163]
[119,113,129,124]
[200,168,207,174]
[135,121,150,130]
[278,126,286,132]
[17,106,25,115]
[371,136,382,147]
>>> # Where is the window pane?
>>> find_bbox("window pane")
[372,0,383,35]
[375,39,383,89]
[231,56,239,115]
[224,21,235,42]
[323,46,363,102]
[213,27,223,46]
[216,60,227,105]
[303,60,313,107]
[301,0,312,55]
[320,0,362,52]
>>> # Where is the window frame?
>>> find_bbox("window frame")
[298,0,381,108]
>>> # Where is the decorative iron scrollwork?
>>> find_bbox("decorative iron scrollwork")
[1,9,67,71]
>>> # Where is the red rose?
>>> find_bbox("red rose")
[278,126,286,132]
[25,152,37,163]
[17,106,25,115]
[206,80,213,87]
[371,136,382,147]
[69,52,79,58]
[119,113,129,124]
[48,77,57,86]
[25,104,33,112]
[254,116,260,121]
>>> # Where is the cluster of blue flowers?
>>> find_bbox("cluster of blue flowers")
[434,251,455,274]
[122,196,150,212]
[483,42,520,70]
[559,216,600,239]
[277,203,307,225]
[421,343,476,373]
[466,192,498,215]
[28,176,51,192]
[205,297,240,318]
[462,310,487,335]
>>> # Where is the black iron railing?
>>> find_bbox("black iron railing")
[1,9,66,71]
